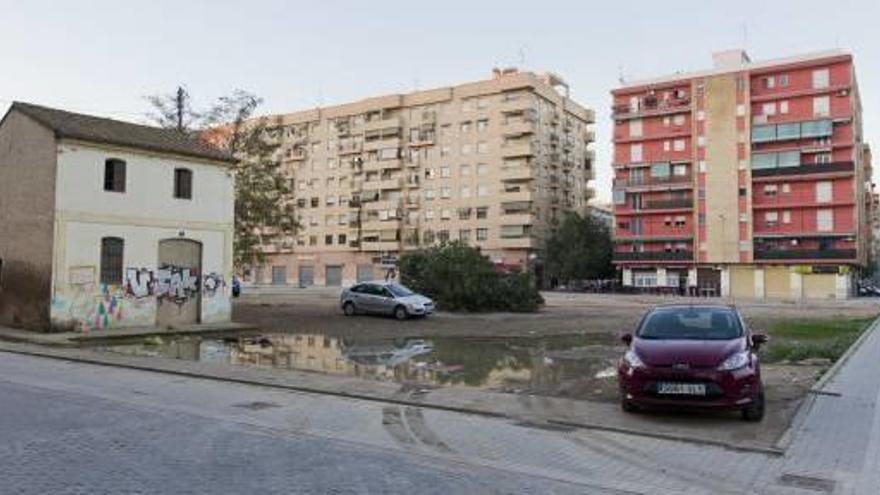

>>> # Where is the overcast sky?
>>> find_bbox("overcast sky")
[2,0,878,201]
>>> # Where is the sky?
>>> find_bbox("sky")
[2,0,878,202]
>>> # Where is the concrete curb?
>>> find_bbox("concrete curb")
[0,343,786,457]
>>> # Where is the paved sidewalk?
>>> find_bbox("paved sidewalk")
[767,316,880,494]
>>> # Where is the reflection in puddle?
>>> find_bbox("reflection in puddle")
[92,332,623,400]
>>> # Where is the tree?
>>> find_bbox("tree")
[544,211,614,284]
[398,242,543,312]
[146,89,296,268]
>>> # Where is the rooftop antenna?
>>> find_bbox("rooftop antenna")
[617,64,626,85]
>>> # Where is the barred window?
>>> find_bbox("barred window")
[100,237,124,285]
[174,168,193,199]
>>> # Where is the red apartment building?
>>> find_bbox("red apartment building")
[611,50,872,300]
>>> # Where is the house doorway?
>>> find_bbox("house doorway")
[157,239,202,327]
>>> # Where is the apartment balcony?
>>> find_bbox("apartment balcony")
[614,232,693,242]
[501,141,536,158]
[500,190,534,203]
[643,198,693,210]
[359,219,402,231]
[499,213,534,225]
[499,97,534,114]
[613,174,693,190]
[751,161,855,179]
[498,237,535,249]
[361,240,401,252]
[363,137,402,151]
[501,166,533,181]
[502,120,535,136]
[337,143,363,155]
[364,116,402,132]
[612,251,694,261]
[611,97,691,120]
[369,199,402,210]
[379,177,404,190]
[753,249,857,261]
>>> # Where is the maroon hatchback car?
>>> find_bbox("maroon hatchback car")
[617,304,768,421]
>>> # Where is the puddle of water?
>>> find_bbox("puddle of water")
[90,331,623,400]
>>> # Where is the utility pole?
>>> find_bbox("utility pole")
[175,86,186,132]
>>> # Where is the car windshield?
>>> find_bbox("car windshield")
[386,283,414,298]
[638,307,742,340]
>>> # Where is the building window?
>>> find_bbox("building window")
[812,68,830,89]
[779,74,790,87]
[816,181,832,203]
[813,96,830,117]
[630,143,643,163]
[174,168,193,199]
[338,234,347,245]
[761,102,776,116]
[460,164,471,176]
[104,158,126,193]
[476,207,488,219]
[629,119,643,138]
[779,100,789,114]
[325,235,333,245]
[764,211,778,227]
[100,237,124,285]
[477,163,488,176]
[762,77,775,89]
[459,229,471,242]
[476,119,488,132]
[816,209,834,231]
[476,228,488,241]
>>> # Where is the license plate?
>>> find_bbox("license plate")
[657,382,706,396]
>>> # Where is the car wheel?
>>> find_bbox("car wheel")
[621,397,638,413]
[741,389,765,422]
[393,305,408,321]
[343,302,356,316]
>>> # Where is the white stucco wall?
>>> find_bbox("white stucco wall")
[50,142,234,331]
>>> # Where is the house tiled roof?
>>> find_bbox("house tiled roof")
[8,101,235,163]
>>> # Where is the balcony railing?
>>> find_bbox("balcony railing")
[751,161,855,178]
[613,251,694,261]
[613,174,692,188]
[612,97,691,117]
[643,198,693,210]
[753,249,857,260]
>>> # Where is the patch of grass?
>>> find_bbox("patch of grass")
[761,316,876,364]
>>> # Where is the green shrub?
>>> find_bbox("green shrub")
[398,242,543,312]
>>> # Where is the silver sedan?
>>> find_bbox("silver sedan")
[340,281,435,320]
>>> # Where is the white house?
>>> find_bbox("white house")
[0,102,236,331]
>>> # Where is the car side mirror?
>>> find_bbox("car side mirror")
[752,334,769,348]
[621,333,633,346]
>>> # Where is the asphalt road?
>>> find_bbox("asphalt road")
[0,351,792,495]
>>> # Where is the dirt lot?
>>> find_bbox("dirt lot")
[225,287,877,449]
[234,288,879,339]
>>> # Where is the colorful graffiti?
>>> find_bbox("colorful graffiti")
[51,265,232,331]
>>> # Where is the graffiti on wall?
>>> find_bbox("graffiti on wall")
[52,265,232,331]
[202,273,226,297]
[155,265,199,305]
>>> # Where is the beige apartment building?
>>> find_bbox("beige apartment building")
[248,69,595,286]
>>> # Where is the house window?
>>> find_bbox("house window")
[763,77,775,89]
[459,229,471,242]
[764,211,778,227]
[100,237,124,285]
[764,184,778,196]
[762,102,776,116]
[104,158,126,193]
[782,211,791,224]
[779,101,789,114]
[338,234,347,245]
[476,207,488,219]
[779,74,790,87]
[174,168,193,199]
[476,228,488,241]
[325,235,333,245]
